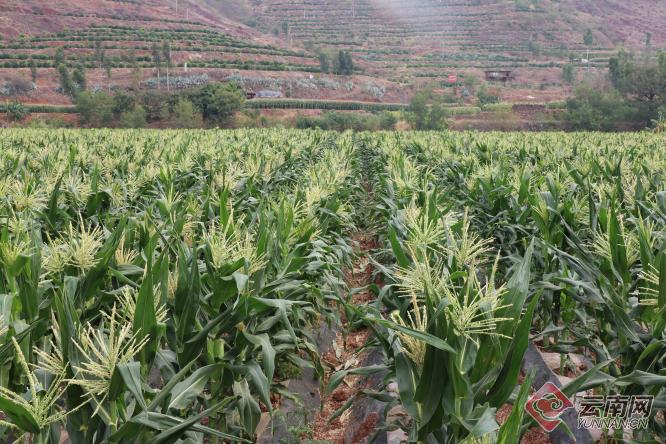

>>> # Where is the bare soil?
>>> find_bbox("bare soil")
[312,232,378,444]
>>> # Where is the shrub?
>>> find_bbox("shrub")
[139,91,171,121]
[119,104,147,128]
[76,91,114,126]
[172,98,203,128]
[113,91,137,117]
[1,76,34,96]
[562,63,575,84]
[564,84,633,131]
[408,93,451,130]
[6,102,29,121]
[188,82,245,126]
[379,111,397,130]
[477,87,501,107]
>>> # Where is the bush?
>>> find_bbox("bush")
[477,87,500,107]
[1,76,34,96]
[295,111,383,131]
[188,82,245,126]
[119,104,147,128]
[564,84,633,131]
[6,102,29,121]
[76,91,114,126]
[562,64,575,84]
[113,91,137,117]
[408,92,451,130]
[23,116,69,128]
[172,98,203,128]
[140,91,172,122]
[379,112,397,130]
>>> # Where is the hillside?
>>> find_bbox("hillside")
[256,0,665,95]
[0,0,664,107]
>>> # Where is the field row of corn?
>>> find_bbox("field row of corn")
[0,129,664,443]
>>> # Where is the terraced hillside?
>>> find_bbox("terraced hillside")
[257,0,666,92]
[0,0,665,107]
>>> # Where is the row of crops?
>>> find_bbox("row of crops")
[0,129,359,442]
[0,26,316,73]
[331,131,666,442]
[259,0,614,84]
[0,129,664,442]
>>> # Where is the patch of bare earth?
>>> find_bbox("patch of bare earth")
[312,233,378,444]
[496,404,552,444]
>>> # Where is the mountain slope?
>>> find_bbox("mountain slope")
[0,0,664,107]
[255,0,665,83]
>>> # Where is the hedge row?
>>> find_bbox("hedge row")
[245,99,407,111]
[0,104,77,113]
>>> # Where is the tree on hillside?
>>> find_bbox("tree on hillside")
[172,98,204,128]
[564,84,632,131]
[119,104,148,128]
[54,47,65,66]
[128,49,141,91]
[29,58,37,83]
[318,50,330,73]
[188,83,245,126]
[94,40,106,69]
[562,63,575,84]
[76,91,114,127]
[151,43,162,89]
[162,41,172,91]
[409,92,428,129]
[608,50,666,124]
[57,64,74,96]
[6,102,29,122]
[335,51,354,75]
[609,50,633,91]
[72,65,87,92]
[583,29,593,46]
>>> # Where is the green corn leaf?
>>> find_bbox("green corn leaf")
[167,364,222,410]
[0,395,40,434]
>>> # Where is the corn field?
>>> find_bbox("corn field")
[0,129,664,443]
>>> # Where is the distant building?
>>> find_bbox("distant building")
[484,70,515,82]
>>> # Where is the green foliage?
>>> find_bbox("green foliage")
[71,65,86,92]
[76,90,114,126]
[347,130,666,442]
[334,50,354,76]
[408,92,450,130]
[0,128,355,442]
[119,104,148,128]
[477,87,501,107]
[188,82,245,126]
[140,91,171,122]
[608,50,666,124]
[54,46,65,66]
[29,59,37,82]
[245,99,405,112]
[57,64,74,96]
[6,101,29,121]
[564,84,632,131]
[295,111,389,131]
[317,50,330,73]
[584,28,594,46]
[562,63,575,84]
[172,98,204,128]
[112,91,137,117]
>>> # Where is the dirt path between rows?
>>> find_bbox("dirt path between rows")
[311,232,379,444]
